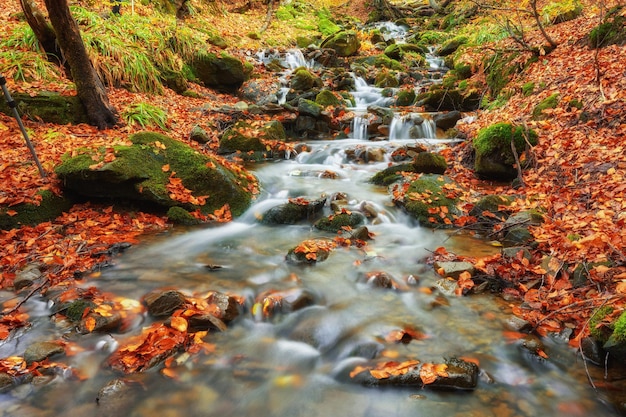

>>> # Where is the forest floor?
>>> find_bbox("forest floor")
[1,0,626,382]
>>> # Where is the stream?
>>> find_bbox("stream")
[1,26,623,417]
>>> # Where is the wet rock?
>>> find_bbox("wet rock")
[433,261,475,279]
[187,313,227,332]
[96,378,142,417]
[0,373,13,392]
[434,278,459,296]
[412,152,447,174]
[298,98,323,117]
[24,341,65,365]
[261,196,326,225]
[351,226,372,241]
[360,271,398,289]
[501,246,532,260]
[350,358,478,390]
[433,110,462,131]
[395,174,463,227]
[189,125,210,144]
[505,316,532,332]
[370,163,415,186]
[286,239,334,264]
[143,289,187,318]
[519,334,546,357]
[79,310,123,334]
[581,336,606,366]
[206,291,241,322]
[254,288,318,318]
[320,30,360,57]
[315,211,366,232]
[189,50,246,92]
[14,264,43,290]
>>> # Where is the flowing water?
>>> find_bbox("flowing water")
[1,37,623,417]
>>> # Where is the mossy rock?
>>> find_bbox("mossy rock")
[355,54,406,71]
[0,190,74,230]
[412,152,447,174]
[395,89,416,107]
[160,69,188,95]
[320,30,360,57]
[483,51,521,98]
[315,90,341,107]
[383,43,425,61]
[190,51,247,92]
[167,206,201,226]
[453,63,473,80]
[55,132,256,217]
[314,211,366,232]
[473,123,538,181]
[0,91,89,125]
[589,12,626,48]
[218,120,286,155]
[298,98,323,117]
[589,305,614,344]
[399,174,462,227]
[260,196,326,225]
[604,310,626,359]
[370,163,415,186]
[470,195,514,217]
[374,71,399,88]
[416,85,479,112]
[532,93,559,120]
[290,68,322,91]
[436,36,468,56]
[207,33,228,49]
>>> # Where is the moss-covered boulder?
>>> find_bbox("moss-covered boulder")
[0,190,74,230]
[383,43,425,61]
[260,196,326,225]
[315,90,341,107]
[412,152,447,174]
[370,163,415,186]
[315,211,366,232]
[320,30,360,57]
[0,91,89,125]
[190,51,247,92]
[416,85,480,112]
[55,132,256,217]
[298,98,323,117]
[396,175,463,227]
[436,36,468,56]
[218,120,287,157]
[290,68,322,91]
[374,70,399,88]
[395,89,416,107]
[473,123,538,181]
[355,54,406,71]
[532,93,559,120]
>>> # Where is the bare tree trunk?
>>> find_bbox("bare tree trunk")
[42,0,118,129]
[372,0,404,21]
[19,0,63,64]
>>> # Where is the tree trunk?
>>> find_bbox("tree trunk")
[42,0,118,129]
[372,0,404,21]
[19,0,60,60]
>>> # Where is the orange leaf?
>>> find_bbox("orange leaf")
[84,316,96,332]
[162,164,170,172]
[419,363,448,385]
[170,316,188,332]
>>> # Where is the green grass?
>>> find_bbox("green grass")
[122,102,168,129]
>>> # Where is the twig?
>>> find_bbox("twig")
[532,295,620,332]
[510,138,525,188]
[3,278,50,316]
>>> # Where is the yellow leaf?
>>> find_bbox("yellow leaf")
[170,316,188,332]
[84,316,96,332]
[162,164,170,172]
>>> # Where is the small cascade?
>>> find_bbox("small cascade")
[350,114,370,140]
[426,46,446,71]
[388,113,437,140]
[350,75,396,109]
[256,48,316,70]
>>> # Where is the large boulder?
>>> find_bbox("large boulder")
[55,132,256,216]
[320,30,360,57]
[0,91,88,125]
[473,122,538,181]
[394,174,463,227]
[218,120,288,159]
[190,51,248,92]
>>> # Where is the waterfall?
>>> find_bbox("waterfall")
[388,114,437,140]
[351,114,370,140]
[350,75,396,110]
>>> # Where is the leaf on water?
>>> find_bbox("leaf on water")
[419,363,448,385]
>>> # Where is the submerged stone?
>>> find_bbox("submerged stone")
[143,289,187,318]
[24,341,65,365]
[261,196,326,225]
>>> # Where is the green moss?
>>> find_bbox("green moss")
[314,212,365,232]
[356,54,406,71]
[370,163,415,186]
[589,305,614,344]
[611,311,626,343]
[167,206,201,226]
[316,90,341,107]
[374,70,399,88]
[532,93,559,120]
[0,190,74,230]
[402,175,460,227]
[436,36,468,56]
[473,122,538,162]
[568,99,583,110]
[65,299,96,322]
[473,195,514,213]
[395,89,416,107]
[483,51,520,98]
[522,82,535,96]
[412,152,447,174]
[453,63,472,80]
[317,8,340,36]
[0,91,88,125]
[589,12,626,48]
